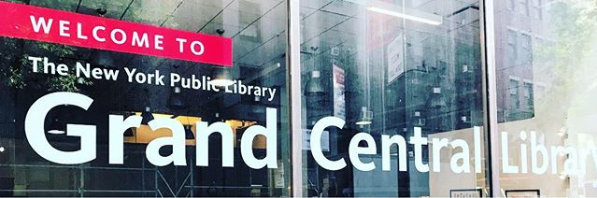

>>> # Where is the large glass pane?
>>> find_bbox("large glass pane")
[494,0,597,197]
[299,0,486,197]
[0,0,290,196]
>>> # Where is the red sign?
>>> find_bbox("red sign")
[0,1,233,67]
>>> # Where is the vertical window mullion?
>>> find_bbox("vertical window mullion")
[480,0,501,196]
[286,0,303,197]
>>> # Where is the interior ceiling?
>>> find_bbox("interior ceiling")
[300,0,481,63]
[28,0,480,71]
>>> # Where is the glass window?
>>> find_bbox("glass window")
[495,0,597,197]
[300,0,487,197]
[507,30,518,67]
[0,0,290,197]
[3,0,597,197]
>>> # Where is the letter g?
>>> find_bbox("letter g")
[25,92,96,164]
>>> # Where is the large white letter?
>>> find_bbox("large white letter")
[501,132,519,173]
[25,92,96,164]
[349,133,377,171]
[108,115,141,164]
[92,26,106,42]
[450,139,471,173]
[474,126,482,173]
[190,41,205,55]
[110,29,127,45]
[432,138,449,172]
[29,16,53,34]
[381,135,407,171]
[410,127,429,172]
[241,108,278,169]
[146,118,186,166]
[132,32,149,48]
[58,20,70,37]
[311,117,347,171]
[563,147,578,175]
[530,131,548,174]
[196,121,234,167]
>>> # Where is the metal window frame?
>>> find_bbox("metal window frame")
[286,0,303,197]
[480,0,501,196]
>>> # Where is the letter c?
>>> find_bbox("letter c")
[92,26,106,42]
[311,117,346,171]
[25,92,96,164]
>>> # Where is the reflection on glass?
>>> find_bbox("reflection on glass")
[300,0,485,197]
[495,0,597,197]
[0,0,289,196]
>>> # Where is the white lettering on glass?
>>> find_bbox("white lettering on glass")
[22,92,597,175]
[25,92,96,164]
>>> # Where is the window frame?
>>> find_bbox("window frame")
[507,29,518,67]
[522,81,534,111]
[520,32,533,66]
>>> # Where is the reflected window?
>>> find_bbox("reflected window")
[508,0,516,11]
[507,29,518,67]
[523,82,534,111]
[520,0,531,16]
[521,33,533,65]
[494,1,597,196]
[533,0,543,19]
[509,79,520,110]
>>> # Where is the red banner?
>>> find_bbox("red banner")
[0,1,233,67]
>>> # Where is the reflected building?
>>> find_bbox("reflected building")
[494,0,553,122]
[300,0,483,196]
[0,0,593,197]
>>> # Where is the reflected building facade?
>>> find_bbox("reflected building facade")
[0,0,596,197]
